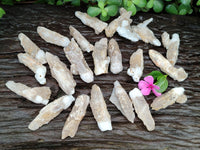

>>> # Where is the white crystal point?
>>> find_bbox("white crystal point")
[75,11,108,35]
[62,94,89,139]
[90,84,112,132]
[28,95,75,131]
[18,53,47,85]
[18,33,47,64]
[108,39,123,74]
[93,38,110,75]
[64,38,94,83]
[151,87,187,111]
[109,80,135,123]
[46,52,76,95]
[149,49,188,82]
[37,26,70,47]
[129,88,155,131]
[127,49,144,82]
[6,81,51,105]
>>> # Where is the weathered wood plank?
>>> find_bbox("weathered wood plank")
[0,4,200,150]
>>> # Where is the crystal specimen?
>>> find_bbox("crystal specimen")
[90,84,112,131]
[129,88,155,131]
[108,39,123,74]
[69,25,94,53]
[162,32,180,66]
[92,38,110,75]
[18,53,47,85]
[109,80,135,123]
[127,49,144,82]
[75,11,108,35]
[62,94,89,139]
[18,33,46,64]
[105,8,132,37]
[132,18,161,46]
[6,81,51,105]
[37,26,70,47]
[151,87,187,111]
[46,52,76,95]
[64,38,94,83]
[149,49,188,82]
[28,95,75,131]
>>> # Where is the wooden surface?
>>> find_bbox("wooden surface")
[0,5,200,150]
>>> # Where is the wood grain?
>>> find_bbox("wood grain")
[0,4,200,150]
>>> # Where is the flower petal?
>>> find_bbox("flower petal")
[152,88,162,97]
[141,87,151,96]
[153,84,160,90]
[138,80,148,89]
[144,76,154,85]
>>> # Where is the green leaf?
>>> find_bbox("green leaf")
[71,0,80,6]
[133,0,147,8]
[165,0,172,1]
[105,5,119,16]
[0,7,6,18]
[48,0,55,5]
[188,8,193,14]
[100,13,110,21]
[178,4,190,15]
[155,75,168,93]
[63,0,71,2]
[56,0,63,5]
[123,0,128,7]
[148,71,164,81]
[1,0,14,5]
[82,0,89,3]
[98,0,106,9]
[141,7,150,12]
[107,0,122,6]
[87,7,102,17]
[127,0,133,7]
[165,4,178,14]
[146,0,154,9]
[153,0,164,13]
[197,0,200,6]
[101,9,107,17]
[127,3,137,15]
[180,0,191,5]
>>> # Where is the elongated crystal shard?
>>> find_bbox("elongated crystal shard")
[18,33,46,64]
[75,11,108,35]
[62,94,89,139]
[90,84,112,131]
[69,25,94,53]
[18,53,46,85]
[37,26,70,47]
[28,95,75,131]
[64,38,94,83]
[93,38,110,75]
[149,49,188,82]
[162,32,180,66]
[129,88,155,131]
[109,81,135,123]
[127,49,144,82]
[151,87,187,111]
[108,39,123,74]
[6,81,51,105]
[46,52,76,95]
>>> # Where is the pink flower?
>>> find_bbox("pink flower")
[138,76,161,97]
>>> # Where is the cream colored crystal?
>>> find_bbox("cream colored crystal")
[108,39,123,74]
[37,26,70,47]
[6,81,51,105]
[109,81,135,123]
[18,33,46,64]
[132,18,161,46]
[75,11,108,35]
[28,95,75,131]
[18,53,46,85]
[105,8,132,37]
[151,87,187,111]
[162,32,180,65]
[90,84,112,131]
[149,49,188,82]
[93,38,110,75]
[69,25,94,52]
[129,88,155,131]
[127,49,144,82]
[46,52,76,95]
[62,94,89,139]
[64,38,94,83]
